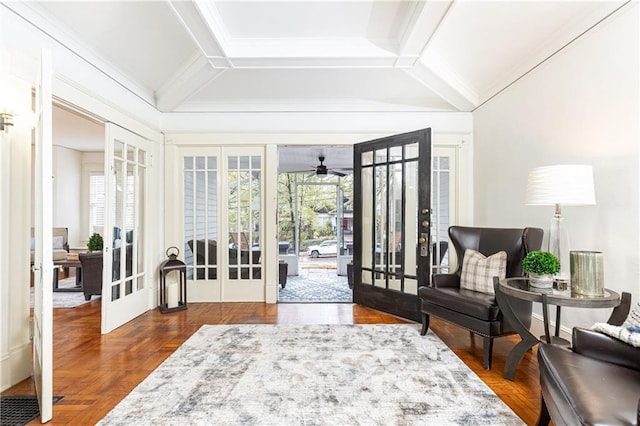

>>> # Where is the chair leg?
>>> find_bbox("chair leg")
[420,313,430,336]
[482,336,493,370]
[536,395,551,426]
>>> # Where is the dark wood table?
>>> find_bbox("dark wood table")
[53,259,82,292]
[494,277,631,381]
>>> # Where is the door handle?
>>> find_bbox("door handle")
[419,233,429,257]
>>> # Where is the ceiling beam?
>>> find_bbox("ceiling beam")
[155,54,226,112]
[395,0,453,68]
[167,0,229,63]
[405,54,478,111]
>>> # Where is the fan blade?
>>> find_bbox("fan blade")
[286,169,315,173]
[328,170,346,177]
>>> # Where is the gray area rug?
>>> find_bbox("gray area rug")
[98,324,523,425]
[29,277,94,309]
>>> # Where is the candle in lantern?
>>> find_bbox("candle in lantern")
[167,277,179,309]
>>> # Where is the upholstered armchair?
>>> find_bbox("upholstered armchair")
[79,252,103,301]
[537,327,640,425]
[419,226,544,370]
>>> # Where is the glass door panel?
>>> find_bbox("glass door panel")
[227,155,262,281]
[183,155,218,280]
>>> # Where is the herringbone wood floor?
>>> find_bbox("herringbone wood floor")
[3,300,541,425]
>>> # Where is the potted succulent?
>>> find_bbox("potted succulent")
[87,233,104,252]
[522,250,560,288]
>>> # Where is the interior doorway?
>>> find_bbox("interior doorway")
[277,147,354,303]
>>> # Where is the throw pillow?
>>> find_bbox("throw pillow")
[52,235,64,250]
[592,322,640,348]
[622,302,640,328]
[459,249,507,295]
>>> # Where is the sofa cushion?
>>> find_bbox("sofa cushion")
[460,249,507,295]
[52,235,64,250]
[538,343,640,425]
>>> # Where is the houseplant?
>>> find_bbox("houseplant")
[522,250,560,288]
[87,233,104,252]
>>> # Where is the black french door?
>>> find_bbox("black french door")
[353,128,432,321]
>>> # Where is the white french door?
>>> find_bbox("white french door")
[180,147,265,302]
[101,123,149,334]
[33,49,53,423]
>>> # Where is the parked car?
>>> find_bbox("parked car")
[307,240,338,258]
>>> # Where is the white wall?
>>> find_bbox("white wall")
[52,146,82,247]
[473,3,639,328]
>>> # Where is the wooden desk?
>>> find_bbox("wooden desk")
[494,277,631,381]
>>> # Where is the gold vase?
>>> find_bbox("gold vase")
[570,251,604,297]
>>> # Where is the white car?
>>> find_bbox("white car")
[307,240,338,258]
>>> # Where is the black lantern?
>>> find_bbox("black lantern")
[158,246,187,313]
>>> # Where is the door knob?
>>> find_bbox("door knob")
[419,237,427,244]
[421,208,430,214]
[421,220,429,228]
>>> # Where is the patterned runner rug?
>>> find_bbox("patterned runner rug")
[98,324,523,425]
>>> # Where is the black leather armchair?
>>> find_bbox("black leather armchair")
[537,327,640,425]
[419,226,544,369]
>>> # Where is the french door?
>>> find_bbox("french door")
[353,128,432,321]
[181,148,265,302]
[33,49,53,422]
[101,123,149,334]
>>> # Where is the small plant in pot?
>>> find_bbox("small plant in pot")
[87,233,104,252]
[522,250,560,288]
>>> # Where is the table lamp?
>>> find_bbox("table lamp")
[525,165,596,279]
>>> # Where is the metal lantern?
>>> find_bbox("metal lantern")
[158,246,187,313]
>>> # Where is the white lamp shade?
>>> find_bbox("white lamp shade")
[525,165,596,206]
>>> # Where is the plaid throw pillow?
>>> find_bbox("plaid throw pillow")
[459,249,507,295]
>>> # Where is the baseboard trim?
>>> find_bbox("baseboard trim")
[0,341,31,392]
[530,313,572,342]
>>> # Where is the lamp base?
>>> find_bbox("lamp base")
[549,210,570,279]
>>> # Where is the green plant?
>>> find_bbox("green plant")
[87,233,104,252]
[522,250,560,275]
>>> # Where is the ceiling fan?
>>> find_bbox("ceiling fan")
[292,156,352,177]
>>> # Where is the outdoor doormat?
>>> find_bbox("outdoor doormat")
[0,395,63,425]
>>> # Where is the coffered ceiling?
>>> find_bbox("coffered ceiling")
[17,0,626,114]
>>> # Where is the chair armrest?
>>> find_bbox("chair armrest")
[432,273,460,288]
[572,327,640,372]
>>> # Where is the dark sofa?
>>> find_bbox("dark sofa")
[537,327,640,425]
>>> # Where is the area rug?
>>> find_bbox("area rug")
[278,272,352,303]
[98,324,523,425]
[29,277,95,309]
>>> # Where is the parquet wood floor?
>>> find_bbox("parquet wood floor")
[3,301,541,425]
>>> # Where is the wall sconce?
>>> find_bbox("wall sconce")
[0,111,14,133]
